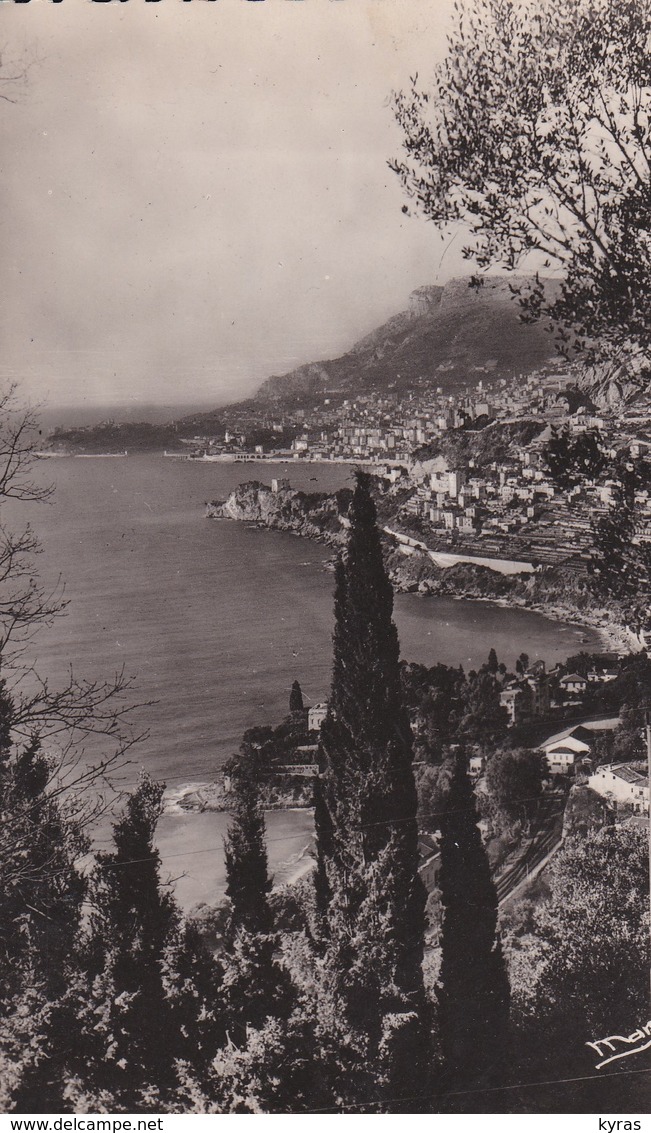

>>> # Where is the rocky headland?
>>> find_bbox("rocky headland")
[171,772,312,814]
[207,480,349,547]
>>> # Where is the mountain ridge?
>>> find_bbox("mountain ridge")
[47,274,565,447]
[253,274,562,407]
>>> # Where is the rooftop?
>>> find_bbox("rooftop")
[601,763,649,787]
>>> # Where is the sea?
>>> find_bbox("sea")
[5,454,603,909]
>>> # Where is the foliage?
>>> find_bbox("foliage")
[0,732,87,998]
[289,680,304,713]
[414,759,455,833]
[508,825,649,1081]
[222,750,295,1038]
[224,750,273,937]
[311,771,334,937]
[457,669,509,749]
[316,470,430,1108]
[544,428,607,491]
[610,705,647,763]
[401,653,509,758]
[79,774,181,1108]
[542,426,651,618]
[562,784,612,837]
[400,660,466,760]
[0,387,150,1111]
[165,922,226,1091]
[437,754,510,1096]
[611,651,651,706]
[591,508,651,619]
[392,0,651,380]
[561,650,614,678]
[210,999,350,1114]
[485,748,544,829]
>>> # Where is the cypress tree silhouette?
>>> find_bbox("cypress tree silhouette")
[80,773,181,1108]
[289,680,304,714]
[224,748,273,937]
[317,470,429,1107]
[437,752,510,1103]
[166,921,226,1092]
[223,748,294,1034]
[311,771,334,942]
[0,735,88,1113]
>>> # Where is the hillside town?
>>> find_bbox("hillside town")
[184,358,651,585]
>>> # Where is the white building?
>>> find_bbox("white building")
[469,754,484,778]
[588,763,649,813]
[586,668,619,683]
[543,733,591,775]
[559,673,589,696]
[448,469,466,498]
[308,703,328,732]
[271,477,290,493]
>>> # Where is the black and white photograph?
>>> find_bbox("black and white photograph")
[0,0,649,1116]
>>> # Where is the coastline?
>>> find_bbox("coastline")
[166,776,313,815]
[209,486,638,659]
[392,575,637,658]
[43,447,374,466]
[444,592,635,657]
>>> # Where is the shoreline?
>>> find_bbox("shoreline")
[42,448,376,466]
[211,505,637,660]
[443,592,635,657]
[166,778,313,815]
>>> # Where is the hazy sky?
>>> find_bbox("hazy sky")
[1,0,462,418]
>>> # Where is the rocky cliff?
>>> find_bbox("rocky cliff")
[208,481,349,547]
[255,275,560,406]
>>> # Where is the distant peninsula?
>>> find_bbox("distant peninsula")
[44,275,562,453]
[45,420,184,455]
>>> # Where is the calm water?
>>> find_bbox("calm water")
[6,454,601,908]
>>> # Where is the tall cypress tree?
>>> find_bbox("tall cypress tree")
[0,675,88,1113]
[0,736,88,1113]
[78,773,180,1108]
[289,680,304,714]
[223,749,294,1036]
[224,749,273,936]
[437,753,510,1102]
[166,921,226,1095]
[310,772,334,943]
[317,470,429,1107]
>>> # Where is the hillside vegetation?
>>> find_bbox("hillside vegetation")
[255,276,560,406]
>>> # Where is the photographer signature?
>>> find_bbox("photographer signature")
[586,1020,651,1069]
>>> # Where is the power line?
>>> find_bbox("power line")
[306,1064,651,1114]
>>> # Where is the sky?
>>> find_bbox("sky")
[0,0,462,421]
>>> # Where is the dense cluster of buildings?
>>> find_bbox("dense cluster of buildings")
[191,362,651,578]
[397,433,651,573]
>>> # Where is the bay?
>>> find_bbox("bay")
[6,454,602,909]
